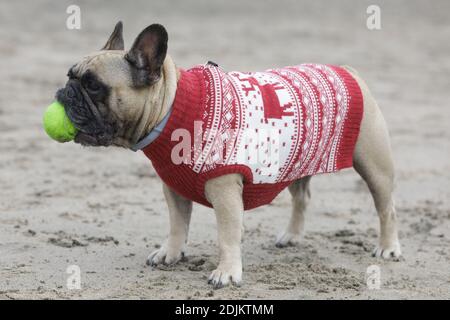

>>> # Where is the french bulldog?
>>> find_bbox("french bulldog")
[56,21,401,289]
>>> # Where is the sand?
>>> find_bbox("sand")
[0,0,449,299]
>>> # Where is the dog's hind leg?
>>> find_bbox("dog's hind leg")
[147,183,193,266]
[275,176,311,248]
[353,122,401,259]
[347,67,401,259]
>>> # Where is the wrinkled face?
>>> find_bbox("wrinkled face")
[56,51,146,146]
[56,22,168,147]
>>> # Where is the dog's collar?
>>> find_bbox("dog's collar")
[132,61,218,152]
[131,107,173,152]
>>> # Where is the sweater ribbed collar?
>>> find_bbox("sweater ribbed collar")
[131,106,173,151]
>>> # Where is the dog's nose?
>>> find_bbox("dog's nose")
[66,80,82,98]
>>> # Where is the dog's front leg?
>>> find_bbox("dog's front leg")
[205,174,244,289]
[147,183,192,266]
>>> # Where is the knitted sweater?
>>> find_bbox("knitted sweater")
[141,63,363,210]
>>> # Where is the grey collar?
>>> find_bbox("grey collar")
[131,108,173,152]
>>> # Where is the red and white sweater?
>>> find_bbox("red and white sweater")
[140,63,363,210]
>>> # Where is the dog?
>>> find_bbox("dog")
[56,22,401,289]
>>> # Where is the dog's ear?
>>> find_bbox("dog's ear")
[125,24,168,87]
[101,21,124,50]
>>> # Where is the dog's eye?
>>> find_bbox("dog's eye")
[86,79,100,92]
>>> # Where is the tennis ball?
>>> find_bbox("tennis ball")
[43,101,78,142]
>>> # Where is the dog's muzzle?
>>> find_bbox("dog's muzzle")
[56,80,115,146]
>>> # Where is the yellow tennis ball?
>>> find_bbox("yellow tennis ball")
[43,101,78,142]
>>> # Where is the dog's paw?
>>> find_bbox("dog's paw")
[146,245,185,266]
[208,264,242,289]
[275,231,301,248]
[372,240,402,260]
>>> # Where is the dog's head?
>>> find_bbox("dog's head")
[56,21,169,147]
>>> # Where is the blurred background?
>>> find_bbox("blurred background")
[0,0,449,299]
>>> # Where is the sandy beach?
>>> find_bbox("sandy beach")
[0,0,449,299]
